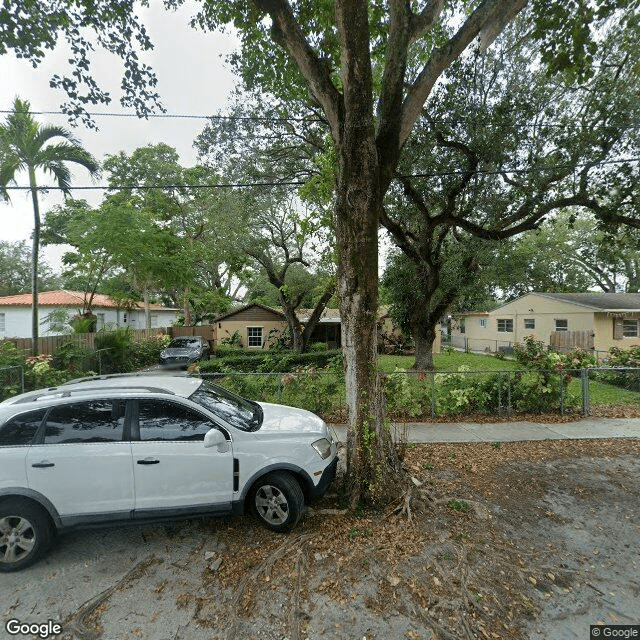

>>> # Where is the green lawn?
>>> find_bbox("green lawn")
[569,378,640,406]
[379,352,520,373]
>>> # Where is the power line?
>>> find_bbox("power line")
[2,180,305,191]
[2,157,638,192]
[407,157,640,179]
[1,108,636,131]
[0,110,317,124]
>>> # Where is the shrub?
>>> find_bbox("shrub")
[0,342,26,398]
[93,327,136,373]
[309,342,328,352]
[200,349,343,374]
[129,334,171,369]
[384,370,431,418]
[24,354,76,391]
[220,330,242,347]
[209,363,345,419]
[596,345,640,392]
[0,341,26,368]
[435,367,477,415]
[514,335,596,371]
[52,341,96,372]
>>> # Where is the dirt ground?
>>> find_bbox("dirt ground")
[1,438,638,640]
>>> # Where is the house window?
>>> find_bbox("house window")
[247,327,263,348]
[459,319,465,334]
[479,319,487,328]
[96,313,105,330]
[0,312,6,332]
[524,318,535,330]
[497,319,513,333]
[555,319,568,332]
[150,314,158,328]
[623,319,639,338]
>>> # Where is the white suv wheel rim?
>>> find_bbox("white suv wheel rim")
[255,485,289,524]
[0,516,36,564]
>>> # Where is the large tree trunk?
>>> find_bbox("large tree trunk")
[336,188,401,507]
[334,0,403,506]
[411,320,437,371]
[28,167,40,357]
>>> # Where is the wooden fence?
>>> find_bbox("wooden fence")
[3,325,217,356]
[549,330,595,351]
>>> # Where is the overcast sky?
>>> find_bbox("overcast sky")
[0,2,239,267]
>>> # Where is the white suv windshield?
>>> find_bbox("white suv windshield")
[189,380,262,431]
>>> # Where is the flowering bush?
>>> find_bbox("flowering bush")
[513,335,596,371]
[596,345,640,392]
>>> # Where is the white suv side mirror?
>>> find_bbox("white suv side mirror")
[203,428,226,449]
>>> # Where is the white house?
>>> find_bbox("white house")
[0,290,180,338]
[452,292,640,356]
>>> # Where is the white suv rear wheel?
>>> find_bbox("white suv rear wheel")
[0,500,52,572]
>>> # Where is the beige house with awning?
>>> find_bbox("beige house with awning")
[452,292,640,356]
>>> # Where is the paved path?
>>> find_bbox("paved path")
[329,417,640,443]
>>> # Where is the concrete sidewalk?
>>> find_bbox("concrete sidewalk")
[329,417,640,444]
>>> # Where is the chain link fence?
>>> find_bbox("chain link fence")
[201,367,640,422]
[0,366,25,401]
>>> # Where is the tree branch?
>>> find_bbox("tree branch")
[254,0,343,138]
[379,205,423,265]
[376,0,410,181]
[400,0,526,146]
[408,0,446,43]
[302,279,336,343]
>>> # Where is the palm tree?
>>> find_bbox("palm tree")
[0,98,100,354]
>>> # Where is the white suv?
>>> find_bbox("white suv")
[0,374,338,571]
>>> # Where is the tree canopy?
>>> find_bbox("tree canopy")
[0,240,60,296]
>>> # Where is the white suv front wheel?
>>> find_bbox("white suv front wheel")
[0,500,52,572]
[249,472,304,533]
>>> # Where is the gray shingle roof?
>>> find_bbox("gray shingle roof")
[536,292,640,311]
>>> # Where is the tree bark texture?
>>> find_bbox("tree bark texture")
[412,321,437,371]
[29,166,40,357]
[335,0,402,506]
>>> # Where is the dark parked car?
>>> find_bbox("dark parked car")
[159,336,210,367]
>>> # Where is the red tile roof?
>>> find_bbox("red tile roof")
[0,290,177,311]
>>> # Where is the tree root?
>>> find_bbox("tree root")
[287,543,310,640]
[388,482,493,523]
[222,534,315,640]
[62,555,161,640]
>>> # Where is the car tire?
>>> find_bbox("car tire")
[0,499,53,572]
[249,472,304,533]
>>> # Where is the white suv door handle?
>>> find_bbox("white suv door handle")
[31,461,55,468]
[137,458,160,465]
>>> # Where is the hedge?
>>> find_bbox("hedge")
[199,349,343,373]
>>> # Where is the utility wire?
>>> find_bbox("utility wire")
[2,108,635,131]
[2,180,305,191]
[2,157,638,192]
[0,110,316,123]
[407,157,640,179]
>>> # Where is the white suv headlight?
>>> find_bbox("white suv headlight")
[311,438,332,460]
